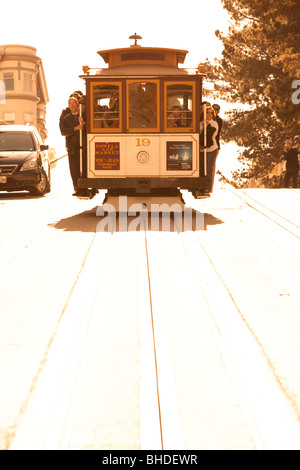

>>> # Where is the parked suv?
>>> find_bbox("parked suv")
[0,125,51,196]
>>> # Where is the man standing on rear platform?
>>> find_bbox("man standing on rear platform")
[59,96,86,196]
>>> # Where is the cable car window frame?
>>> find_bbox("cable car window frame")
[90,81,122,133]
[126,79,160,133]
[164,81,196,133]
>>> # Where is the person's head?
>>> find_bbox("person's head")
[71,90,83,99]
[206,107,215,119]
[171,105,182,117]
[212,104,220,114]
[69,90,85,105]
[285,140,292,150]
[68,97,79,114]
[168,106,182,125]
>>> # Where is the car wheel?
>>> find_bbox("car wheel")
[29,170,48,196]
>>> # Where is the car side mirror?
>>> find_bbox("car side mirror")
[40,144,49,151]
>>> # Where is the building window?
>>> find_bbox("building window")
[3,73,14,91]
[24,73,33,93]
[37,108,45,120]
[4,112,15,124]
[0,80,5,104]
[24,112,34,125]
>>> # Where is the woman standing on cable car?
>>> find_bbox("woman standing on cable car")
[200,106,219,191]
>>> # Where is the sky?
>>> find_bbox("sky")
[2,0,230,155]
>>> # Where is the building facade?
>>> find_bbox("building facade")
[0,44,49,141]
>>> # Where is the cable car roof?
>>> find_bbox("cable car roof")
[97,45,188,69]
[81,37,204,78]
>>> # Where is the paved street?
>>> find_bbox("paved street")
[0,158,299,450]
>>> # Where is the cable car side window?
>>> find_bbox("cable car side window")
[91,82,121,132]
[165,82,195,132]
[127,80,159,132]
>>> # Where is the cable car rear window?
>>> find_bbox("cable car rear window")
[127,81,159,131]
[91,83,121,132]
[165,83,195,131]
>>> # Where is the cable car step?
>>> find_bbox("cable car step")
[101,194,185,212]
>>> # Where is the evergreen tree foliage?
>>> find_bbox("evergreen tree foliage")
[212,0,300,186]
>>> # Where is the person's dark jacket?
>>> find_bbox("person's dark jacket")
[59,107,70,128]
[59,111,80,155]
[283,148,299,170]
[215,115,223,149]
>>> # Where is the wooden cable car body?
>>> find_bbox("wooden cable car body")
[78,39,210,206]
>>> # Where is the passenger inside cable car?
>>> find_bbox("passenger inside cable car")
[93,86,120,129]
[166,84,193,129]
[167,105,183,127]
[98,106,119,128]
[128,81,158,129]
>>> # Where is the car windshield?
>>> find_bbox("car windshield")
[0,131,36,151]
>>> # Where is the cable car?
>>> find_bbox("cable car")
[77,34,210,208]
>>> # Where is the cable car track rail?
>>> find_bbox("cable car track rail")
[8,232,112,450]
[5,230,153,449]
[142,228,184,450]
[177,225,300,450]
[1,187,299,450]
[8,228,184,450]
[228,188,300,239]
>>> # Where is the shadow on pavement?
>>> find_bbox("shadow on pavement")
[49,206,224,233]
[0,191,36,200]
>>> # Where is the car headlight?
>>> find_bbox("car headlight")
[20,159,38,171]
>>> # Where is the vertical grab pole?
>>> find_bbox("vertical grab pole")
[203,104,207,176]
[79,103,83,177]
